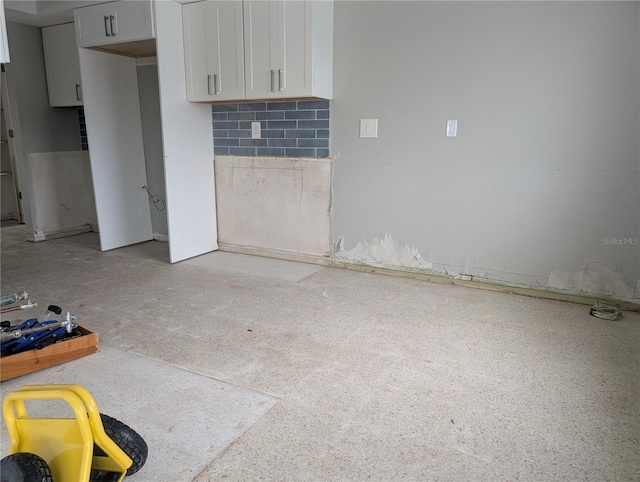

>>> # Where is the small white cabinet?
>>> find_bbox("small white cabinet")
[74,0,155,48]
[182,0,333,102]
[42,23,82,107]
[183,1,245,102]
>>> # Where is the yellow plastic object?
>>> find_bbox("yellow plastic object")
[3,384,133,482]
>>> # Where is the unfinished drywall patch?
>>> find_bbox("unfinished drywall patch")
[27,151,97,241]
[215,155,332,260]
[333,233,433,271]
[547,263,637,300]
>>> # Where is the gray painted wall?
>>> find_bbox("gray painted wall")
[5,21,80,153]
[331,1,640,298]
[137,63,168,238]
[5,21,81,233]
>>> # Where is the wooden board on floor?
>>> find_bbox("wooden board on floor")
[0,326,99,382]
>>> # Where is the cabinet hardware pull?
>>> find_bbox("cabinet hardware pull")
[214,74,220,95]
[110,15,116,36]
[207,75,212,95]
[270,70,276,92]
[278,69,283,92]
[104,16,111,36]
[75,84,81,101]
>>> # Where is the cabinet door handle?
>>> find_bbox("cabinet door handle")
[278,69,283,92]
[110,15,116,36]
[207,75,212,95]
[213,74,220,95]
[104,16,111,36]
[75,84,82,101]
[270,70,276,92]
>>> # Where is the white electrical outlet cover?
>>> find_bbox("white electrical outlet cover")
[251,122,261,139]
[446,120,458,137]
[360,119,378,138]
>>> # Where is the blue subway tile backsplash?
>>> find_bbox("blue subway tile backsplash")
[240,139,268,147]
[267,120,297,130]
[239,102,267,112]
[298,119,329,129]
[285,129,315,139]
[229,147,257,156]
[214,138,240,147]
[78,107,88,151]
[257,111,285,120]
[267,101,297,111]
[213,100,330,158]
[257,147,285,157]
[212,104,239,112]
[262,130,285,138]
[298,100,329,110]
[285,110,315,120]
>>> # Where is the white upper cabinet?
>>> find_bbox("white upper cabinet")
[183,0,333,102]
[74,0,155,48]
[183,1,245,102]
[42,23,83,107]
[244,0,333,100]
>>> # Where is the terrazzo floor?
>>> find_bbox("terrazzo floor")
[1,223,638,481]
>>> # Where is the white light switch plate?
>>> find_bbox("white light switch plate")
[360,119,378,138]
[446,120,458,137]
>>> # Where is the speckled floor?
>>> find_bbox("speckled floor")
[1,223,639,481]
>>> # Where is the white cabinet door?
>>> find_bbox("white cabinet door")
[243,0,278,99]
[211,1,245,101]
[244,0,330,100]
[75,0,154,48]
[110,1,155,43]
[183,1,213,101]
[78,48,153,251]
[244,0,310,99]
[277,0,312,98]
[183,0,244,102]
[74,2,112,47]
[42,23,83,107]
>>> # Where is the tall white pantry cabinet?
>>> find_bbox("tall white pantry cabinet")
[73,0,218,263]
[183,0,334,102]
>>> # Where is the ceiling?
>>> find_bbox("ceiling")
[4,0,198,27]
[4,0,106,27]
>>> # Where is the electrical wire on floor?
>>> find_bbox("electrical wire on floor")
[589,302,624,321]
[142,185,165,212]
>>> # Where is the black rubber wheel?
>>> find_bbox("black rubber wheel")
[99,413,148,476]
[0,452,53,482]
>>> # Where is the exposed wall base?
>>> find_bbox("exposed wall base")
[220,241,639,310]
[331,260,640,311]
[153,233,169,243]
[29,225,92,242]
[215,155,332,259]
[218,242,330,267]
